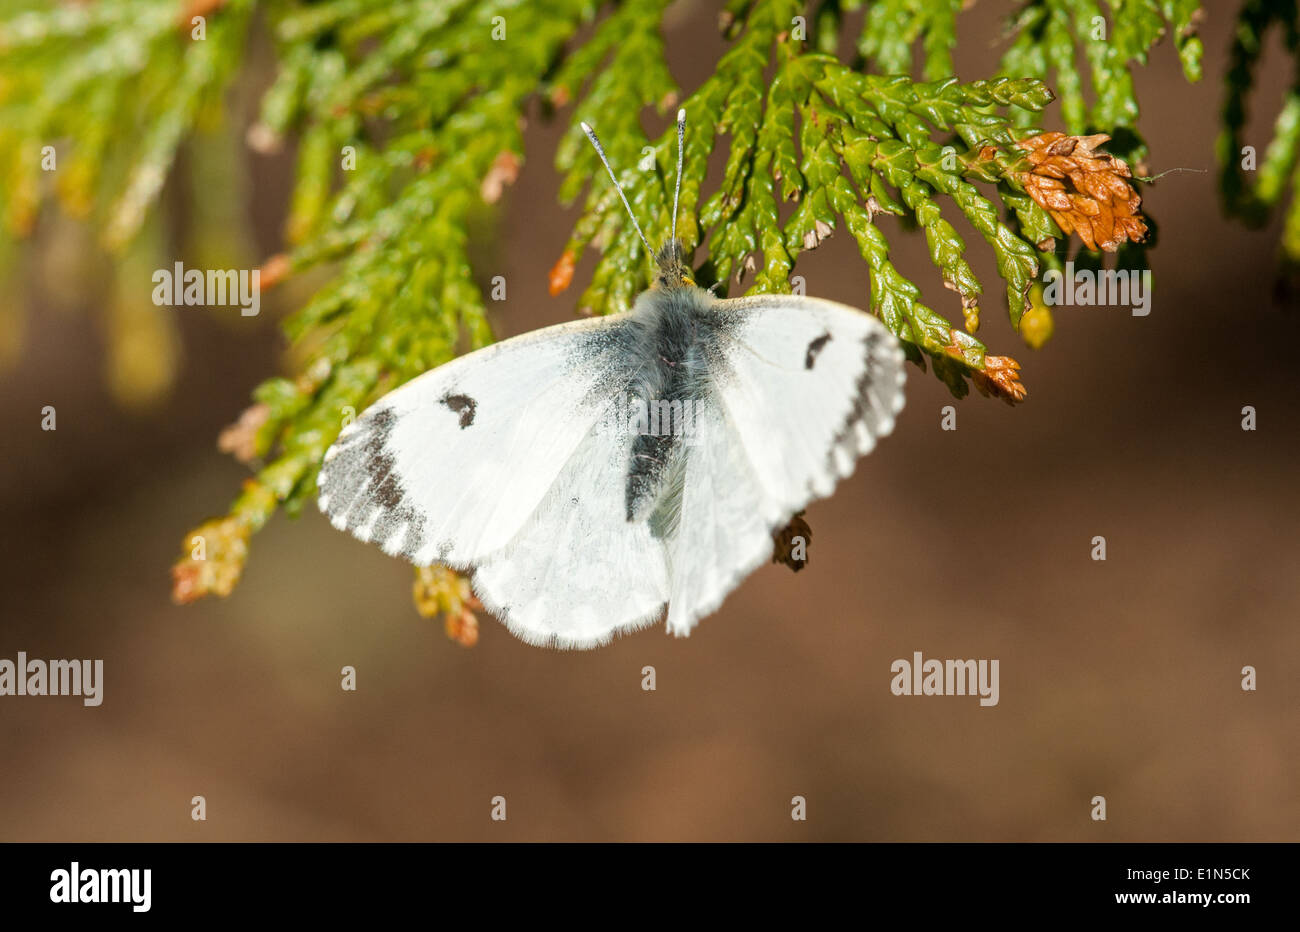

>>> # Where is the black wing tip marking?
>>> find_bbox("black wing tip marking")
[824,328,906,476]
[317,406,429,559]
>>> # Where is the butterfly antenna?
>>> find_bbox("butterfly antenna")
[580,121,653,258]
[672,108,686,251]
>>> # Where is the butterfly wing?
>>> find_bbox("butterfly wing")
[659,293,906,636]
[319,313,672,647]
[709,293,906,516]
[659,401,776,636]
[471,420,670,648]
[318,315,619,563]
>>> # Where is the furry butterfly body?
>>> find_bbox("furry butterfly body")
[317,113,906,648]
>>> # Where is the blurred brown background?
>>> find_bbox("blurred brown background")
[0,1,1296,841]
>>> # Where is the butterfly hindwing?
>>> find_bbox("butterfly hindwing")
[472,422,670,648]
[660,401,774,636]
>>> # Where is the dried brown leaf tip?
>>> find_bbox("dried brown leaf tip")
[181,0,227,29]
[772,512,812,572]
[548,249,576,296]
[1016,132,1148,252]
[258,253,291,291]
[972,355,1028,405]
[802,219,834,251]
[444,609,479,648]
[481,151,521,204]
[171,515,251,604]
[217,402,270,464]
[413,565,481,647]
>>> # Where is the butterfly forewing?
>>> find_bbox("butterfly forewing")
[708,293,907,516]
[318,315,633,568]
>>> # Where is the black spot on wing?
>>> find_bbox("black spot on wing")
[805,331,832,369]
[441,393,476,428]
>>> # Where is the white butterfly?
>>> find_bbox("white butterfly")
[318,110,906,648]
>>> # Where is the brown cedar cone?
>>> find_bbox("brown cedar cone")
[413,565,482,647]
[171,515,251,603]
[772,512,812,572]
[1015,132,1147,252]
[971,355,1028,405]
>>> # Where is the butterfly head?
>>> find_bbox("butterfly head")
[582,109,698,292]
[653,239,695,289]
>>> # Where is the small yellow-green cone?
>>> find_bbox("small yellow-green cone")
[1020,284,1054,350]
